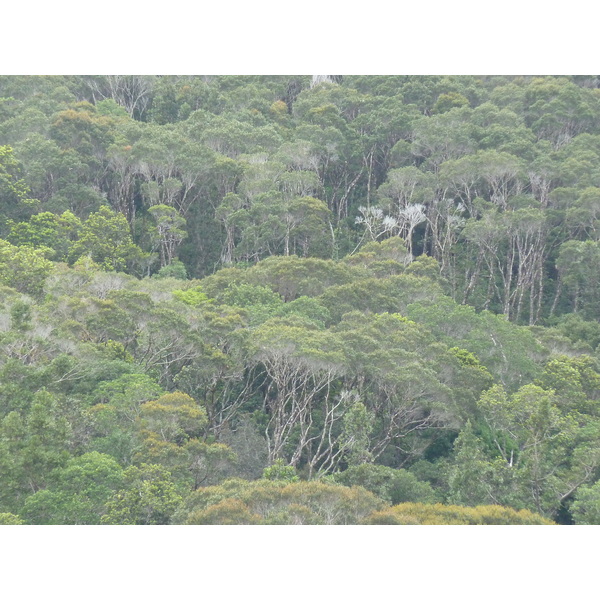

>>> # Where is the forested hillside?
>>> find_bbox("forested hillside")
[1,75,600,524]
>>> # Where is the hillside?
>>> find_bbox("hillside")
[2,75,600,524]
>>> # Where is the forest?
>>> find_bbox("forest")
[1,74,600,525]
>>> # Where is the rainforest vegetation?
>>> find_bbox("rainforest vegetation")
[1,74,600,525]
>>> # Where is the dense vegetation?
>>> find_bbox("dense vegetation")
[1,75,600,524]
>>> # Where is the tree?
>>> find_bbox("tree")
[248,319,345,469]
[433,92,470,114]
[364,502,554,525]
[135,392,237,489]
[244,255,356,302]
[377,167,434,215]
[0,513,24,525]
[81,75,155,120]
[0,145,38,236]
[69,206,145,272]
[7,210,82,261]
[446,420,518,507]
[88,373,164,464]
[138,392,208,444]
[475,383,592,517]
[410,108,475,171]
[554,240,600,317]
[572,480,600,524]
[0,391,72,512]
[148,204,187,268]
[178,478,385,525]
[332,312,453,464]
[101,463,183,525]
[262,458,299,482]
[522,77,600,148]
[0,239,54,297]
[329,463,439,505]
[21,452,125,524]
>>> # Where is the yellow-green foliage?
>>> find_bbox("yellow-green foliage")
[0,512,25,525]
[363,502,555,525]
[139,392,208,442]
[0,239,54,296]
[172,286,213,307]
[192,498,262,525]
[182,479,386,525]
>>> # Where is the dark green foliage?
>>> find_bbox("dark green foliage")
[328,464,440,504]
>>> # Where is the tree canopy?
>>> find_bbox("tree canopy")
[2,75,600,525]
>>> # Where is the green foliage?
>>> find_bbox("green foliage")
[343,237,411,277]
[262,459,299,482]
[572,480,600,524]
[329,464,440,504]
[7,210,81,261]
[0,145,38,235]
[446,420,512,506]
[535,354,600,415]
[1,76,600,524]
[0,390,72,511]
[433,92,470,114]
[88,373,164,463]
[148,204,187,268]
[247,255,356,301]
[554,313,600,350]
[172,285,212,306]
[320,274,443,325]
[0,238,54,296]
[101,463,183,525]
[10,299,32,331]
[153,260,188,280]
[338,399,374,466]
[21,452,125,524]
[187,497,262,524]
[69,206,144,272]
[217,282,282,324]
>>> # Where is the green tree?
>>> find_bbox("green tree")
[572,480,600,524]
[21,452,125,524]
[0,513,25,525]
[101,463,183,525]
[0,145,38,235]
[136,392,236,489]
[262,458,299,482]
[69,206,145,272]
[0,239,54,297]
[148,204,187,268]
[0,390,72,512]
[555,240,600,318]
[248,319,345,469]
[446,420,519,507]
[88,373,164,464]
[329,463,439,505]
[7,210,82,261]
